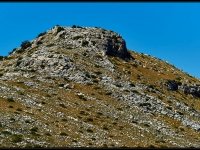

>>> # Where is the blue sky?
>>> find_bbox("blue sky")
[0,2,200,78]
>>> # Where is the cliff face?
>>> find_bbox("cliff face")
[0,25,199,148]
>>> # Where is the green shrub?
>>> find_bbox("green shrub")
[148,84,155,89]
[117,107,123,111]
[61,118,68,122]
[78,94,87,101]
[46,43,55,47]
[72,35,83,40]
[132,90,140,94]
[86,128,93,133]
[72,25,82,28]
[102,125,109,130]
[7,97,15,102]
[91,41,96,46]
[8,48,17,55]
[18,91,24,95]
[41,101,46,105]
[36,41,43,45]
[143,123,150,127]
[96,112,103,116]
[0,56,4,61]
[2,130,12,135]
[21,40,31,49]
[45,132,52,136]
[30,127,38,133]
[16,108,23,111]
[91,137,96,141]
[72,139,78,143]
[11,134,23,143]
[79,110,87,115]
[25,120,31,123]
[60,132,68,136]
[132,120,138,124]
[56,26,65,33]
[82,40,89,47]
[37,31,46,38]
[10,118,15,121]
[105,92,112,95]
[86,117,93,122]
[94,71,102,75]
[59,103,67,108]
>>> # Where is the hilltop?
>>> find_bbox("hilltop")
[0,25,199,148]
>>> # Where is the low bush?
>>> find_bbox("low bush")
[11,134,23,143]
[30,127,38,133]
[16,108,23,111]
[60,132,68,136]
[2,130,12,135]
[7,97,15,102]
[37,31,46,38]
[72,25,82,28]
[0,56,4,61]
[82,40,89,47]
[59,103,67,108]
[21,40,31,49]
[8,48,17,55]
[86,128,93,133]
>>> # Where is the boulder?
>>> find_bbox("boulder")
[181,84,200,98]
[166,80,181,91]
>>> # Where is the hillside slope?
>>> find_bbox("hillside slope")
[0,25,199,148]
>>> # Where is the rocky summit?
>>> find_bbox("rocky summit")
[0,25,199,148]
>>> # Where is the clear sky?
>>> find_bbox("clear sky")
[0,2,200,78]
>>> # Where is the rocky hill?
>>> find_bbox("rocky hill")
[0,25,199,148]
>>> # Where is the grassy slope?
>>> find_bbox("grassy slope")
[0,49,199,148]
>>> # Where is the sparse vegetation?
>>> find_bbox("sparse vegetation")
[102,125,109,130]
[7,97,15,102]
[0,56,4,61]
[61,118,68,122]
[18,91,24,95]
[60,132,68,136]
[25,120,31,123]
[21,40,32,49]
[73,35,84,40]
[77,94,87,101]
[59,103,67,108]
[86,128,94,133]
[86,117,93,122]
[72,25,82,28]
[16,108,23,111]
[8,48,17,55]
[132,90,140,94]
[30,127,38,134]
[0,26,199,148]
[45,132,52,136]
[11,134,23,143]
[46,43,55,47]
[56,26,65,33]
[2,130,12,135]
[37,31,46,38]
[82,40,89,47]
